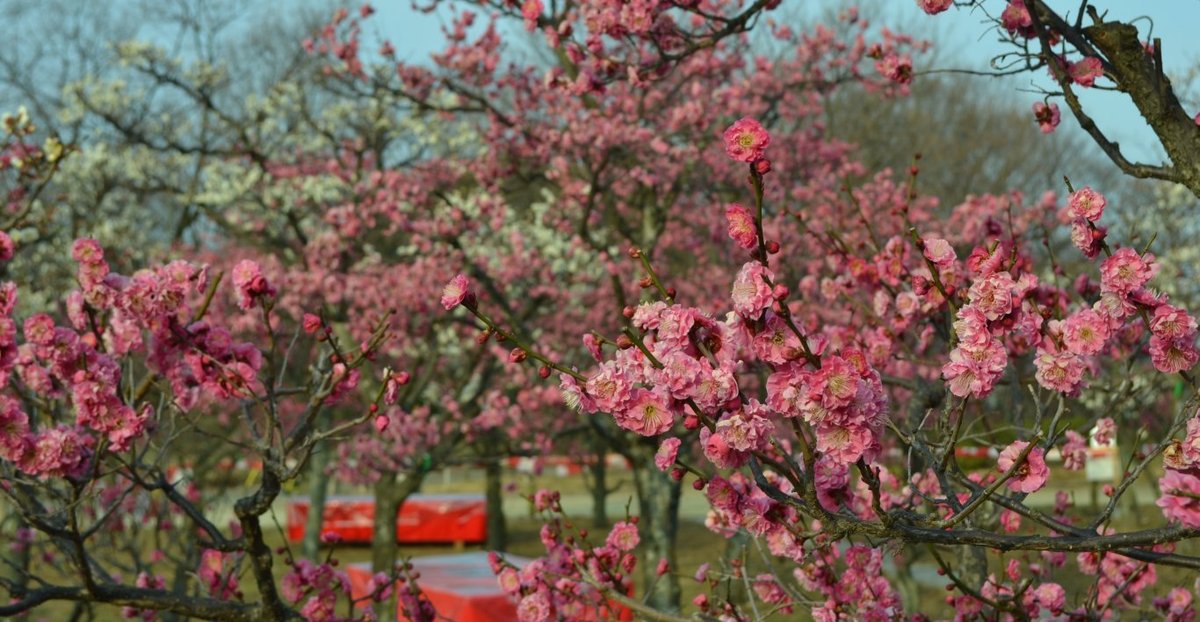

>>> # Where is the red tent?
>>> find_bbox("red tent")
[285,494,487,544]
[345,552,523,622]
[343,552,633,622]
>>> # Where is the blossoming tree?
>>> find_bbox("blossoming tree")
[0,112,399,619]
[447,112,1200,619]
[314,0,935,609]
[57,27,625,617]
[7,0,1200,620]
[417,0,1200,619]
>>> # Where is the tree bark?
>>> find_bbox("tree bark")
[0,515,31,622]
[372,473,424,621]
[955,544,989,600]
[1081,19,1200,197]
[484,457,507,552]
[300,410,332,561]
[954,512,990,602]
[588,436,610,528]
[628,444,682,612]
[721,530,749,607]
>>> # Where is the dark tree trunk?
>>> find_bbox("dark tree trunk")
[721,530,749,607]
[628,444,682,612]
[301,410,332,561]
[1116,415,1140,517]
[372,473,424,621]
[1081,19,1200,197]
[162,518,200,622]
[484,457,507,551]
[588,435,611,527]
[955,543,989,598]
[1,515,31,622]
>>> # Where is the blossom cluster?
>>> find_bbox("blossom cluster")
[0,239,248,478]
[490,491,636,622]
[281,559,353,621]
[443,114,1200,618]
[1159,417,1200,529]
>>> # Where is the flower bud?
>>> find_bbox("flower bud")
[766,240,780,254]
[692,478,706,490]
[772,284,788,300]
[509,348,528,363]
[622,306,635,318]
[754,159,772,175]
[616,335,634,349]
[638,276,653,288]
[320,531,344,545]
[538,366,551,378]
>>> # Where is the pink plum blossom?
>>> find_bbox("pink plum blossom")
[725,203,758,249]
[915,0,953,15]
[1068,187,1106,222]
[997,440,1049,493]
[440,273,472,310]
[1033,101,1060,133]
[722,117,770,163]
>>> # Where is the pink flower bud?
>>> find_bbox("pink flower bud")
[320,531,343,544]
[912,275,931,295]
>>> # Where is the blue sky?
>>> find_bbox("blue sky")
[887,0,1200,163]
[366,0,1200,164]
